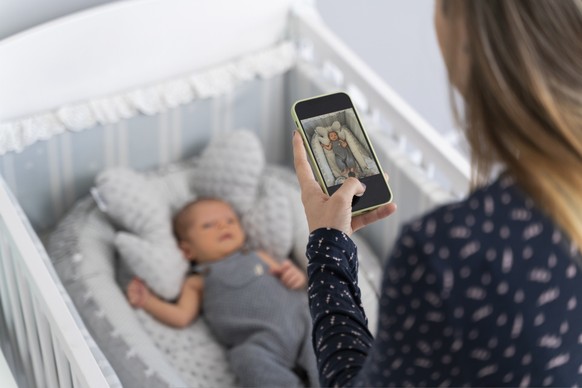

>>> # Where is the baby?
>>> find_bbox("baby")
[126,198,318,387]
[322,130,358,178]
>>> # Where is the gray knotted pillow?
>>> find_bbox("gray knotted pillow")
[94,168,189,300]
[191,130,293,259]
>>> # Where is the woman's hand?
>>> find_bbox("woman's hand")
[293,131,396,236]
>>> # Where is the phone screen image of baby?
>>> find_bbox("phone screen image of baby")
[301,109,380,188]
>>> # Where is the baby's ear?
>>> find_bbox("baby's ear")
[178,240,195,260]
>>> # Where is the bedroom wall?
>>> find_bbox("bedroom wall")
[0,0,455,139]
[0,0,118,40]
[315,0,456,138]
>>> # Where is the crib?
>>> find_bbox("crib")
[0,0,470,387]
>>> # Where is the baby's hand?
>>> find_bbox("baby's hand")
[126,277,151,308]
[271,260,307,290]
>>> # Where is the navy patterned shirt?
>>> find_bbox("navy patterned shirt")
[306,175,582,387]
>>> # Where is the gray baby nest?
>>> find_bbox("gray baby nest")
[47,158,381,388]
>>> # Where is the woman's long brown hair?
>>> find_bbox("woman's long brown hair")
[450,0,582,251]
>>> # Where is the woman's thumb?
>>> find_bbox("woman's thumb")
[333,178,366,203]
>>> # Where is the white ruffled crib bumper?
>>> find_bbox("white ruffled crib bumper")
[0,42,296,155]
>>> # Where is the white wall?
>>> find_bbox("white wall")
[0,0,454,135]
[315,0,455,136]
[0,0,118,40]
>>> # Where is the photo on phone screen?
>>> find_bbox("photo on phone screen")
[293,92,392,214]
[299,108,380,191]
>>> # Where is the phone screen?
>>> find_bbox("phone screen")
[293,92,392,213]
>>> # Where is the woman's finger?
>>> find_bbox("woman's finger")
[292,131,321,194]
[332,177,366,205]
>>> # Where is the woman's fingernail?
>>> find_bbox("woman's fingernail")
[361,183,366,191]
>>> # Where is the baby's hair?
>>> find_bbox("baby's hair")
[172,197,230,242]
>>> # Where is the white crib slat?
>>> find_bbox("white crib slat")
[73,373,82,388]
[0,320,18,388]
[0,343,18,388]
[0,243,35,388]
[0,239,22,384]
[0,230,16,335]
[31,297,60,388]
[52,331,73,388]
[14,262,46,388]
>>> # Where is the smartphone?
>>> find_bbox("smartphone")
[291,92,393,215]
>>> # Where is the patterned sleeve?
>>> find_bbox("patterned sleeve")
[306,228,373,387]
[307,227,457,387]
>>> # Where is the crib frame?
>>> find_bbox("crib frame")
[0,2,470,387]
[0,177,112,387]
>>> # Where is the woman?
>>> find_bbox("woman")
[293,0,582,386]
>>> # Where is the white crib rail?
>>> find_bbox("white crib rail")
[291,6,470,195]
[0,176,113,388]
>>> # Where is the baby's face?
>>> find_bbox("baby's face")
[180,200,246,263]
[328,131,338,141]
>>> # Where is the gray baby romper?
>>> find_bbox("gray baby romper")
[330,139,357,173]
[202,250,319,387]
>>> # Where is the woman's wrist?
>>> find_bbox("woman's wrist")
[308,228,357,257]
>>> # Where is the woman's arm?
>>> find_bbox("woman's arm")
[292,130,400,385]
[306,228,372,386]
[127,275,204,328]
